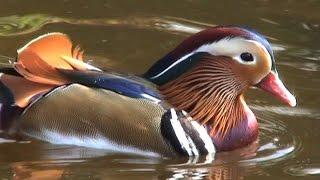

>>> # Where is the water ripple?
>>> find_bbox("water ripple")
[0,13,286,47]
[251,105,320,119]
[0,14,55,36]
[284,162,320,176]
[0,14,211,37]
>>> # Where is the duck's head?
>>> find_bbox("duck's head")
[144,26,296,151]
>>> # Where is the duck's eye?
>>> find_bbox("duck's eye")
[240,52,254,62]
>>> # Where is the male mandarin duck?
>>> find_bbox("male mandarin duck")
[0,26,296,157]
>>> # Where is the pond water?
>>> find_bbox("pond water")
[0,0,319,179]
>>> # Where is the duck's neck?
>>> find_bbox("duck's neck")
[208,97,258,151]
[158,57,258,151]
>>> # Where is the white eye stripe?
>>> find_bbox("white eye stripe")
[150,37,272,79]
[247,40,272,64]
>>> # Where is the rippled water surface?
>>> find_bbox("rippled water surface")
[0,0,319,179]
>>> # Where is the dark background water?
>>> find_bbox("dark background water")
[0,0,319,179]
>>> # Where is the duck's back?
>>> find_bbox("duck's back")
[16,84,176,157]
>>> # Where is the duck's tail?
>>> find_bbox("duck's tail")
[0,33,101,129]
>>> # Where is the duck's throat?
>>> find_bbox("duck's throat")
[159,58,258,151]
[210,98,258,151]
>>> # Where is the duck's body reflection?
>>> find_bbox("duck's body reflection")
[10,140,260,179]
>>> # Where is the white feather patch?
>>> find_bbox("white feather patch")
[169,109,194,156]
[38,130,161,157]
[190,121,216,154]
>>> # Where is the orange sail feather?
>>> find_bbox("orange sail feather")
[1,33,101,107]
[14,33,100,85]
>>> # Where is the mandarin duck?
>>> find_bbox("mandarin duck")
[0,26,296,157]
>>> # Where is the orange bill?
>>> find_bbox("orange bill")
[256,71,296,107]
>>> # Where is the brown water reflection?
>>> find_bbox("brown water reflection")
[0,0,319,179]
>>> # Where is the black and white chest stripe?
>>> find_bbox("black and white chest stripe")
[160,108,216,156]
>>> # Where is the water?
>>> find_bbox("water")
[0,0,319,179]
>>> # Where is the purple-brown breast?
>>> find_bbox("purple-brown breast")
[209,105,259,151]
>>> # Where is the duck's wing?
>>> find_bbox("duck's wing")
[58,69,162,102]
[16,84,173,157]
[0,33,160,109]
[15,84,215,157]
